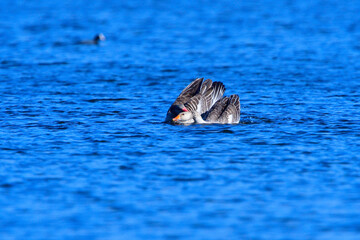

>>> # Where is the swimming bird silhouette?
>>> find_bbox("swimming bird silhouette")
[78,33,106,45]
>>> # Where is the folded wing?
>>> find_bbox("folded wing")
[205,94,240,124]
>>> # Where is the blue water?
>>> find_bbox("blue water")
[1,0,360,239]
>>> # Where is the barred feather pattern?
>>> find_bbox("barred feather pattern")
[166,78,238,124]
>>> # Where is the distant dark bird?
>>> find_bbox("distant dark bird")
[165,78,240,124]
[78,33,106,45]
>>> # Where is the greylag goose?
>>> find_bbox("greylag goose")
[165,78,226,123]
[78,33,106,45]
[172,95,240,124]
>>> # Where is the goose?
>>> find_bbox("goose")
[165,78,225,123]
[166,78,240,124]
[78,33,106,45]
[172,95,240,124]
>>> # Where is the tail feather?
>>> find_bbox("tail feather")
[220,94,240,123]
[229,95,239,107]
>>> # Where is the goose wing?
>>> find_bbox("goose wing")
[165,78,204,122]
[210,82,226,107]
[204,97,229,122]
[172,77,203,106]
[185,79,226,115]
[218,95,240,124]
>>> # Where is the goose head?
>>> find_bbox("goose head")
[172,111,194,124]
[165,104,189,123]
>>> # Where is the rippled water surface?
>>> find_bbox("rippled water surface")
[1,0,360,239]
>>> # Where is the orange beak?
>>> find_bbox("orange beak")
[172,115,180,121]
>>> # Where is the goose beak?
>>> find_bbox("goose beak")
[172,115,180,121]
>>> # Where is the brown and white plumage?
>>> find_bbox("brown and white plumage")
[165,78,203,123]
[165,78,225,122]
[169,78,240,125]
[207,95,240,124]
[173,95,240,124]
[184,79,226,115]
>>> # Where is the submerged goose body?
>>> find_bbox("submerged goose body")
[166,78,240,125]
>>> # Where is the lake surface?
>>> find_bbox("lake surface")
[1,0,360,239]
